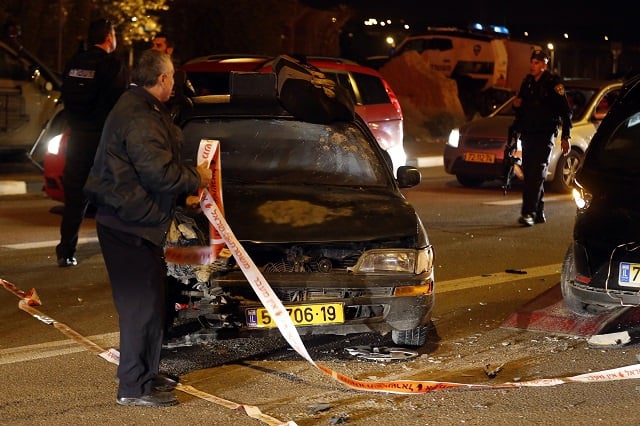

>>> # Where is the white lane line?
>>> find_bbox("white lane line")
[436,263,562,293]
[0,180,27,195]
[484,194,572,206]
[1,237,99,250]
[415,156,444,168]
[0,331,119,365]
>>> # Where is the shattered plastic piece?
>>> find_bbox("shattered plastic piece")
[306,403,331,415]
[587,331,632,348]
[345,346,418,362]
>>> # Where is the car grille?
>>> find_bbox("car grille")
[274,287,394,302]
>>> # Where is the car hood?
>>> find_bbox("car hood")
[461,115,513,139]
[221,184,419,243]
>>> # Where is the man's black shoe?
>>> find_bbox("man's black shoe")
[518,214,535,227]
[116,390,178,407]
[535,212,546,224]
[152,374,178,392]
[57,257,78,267]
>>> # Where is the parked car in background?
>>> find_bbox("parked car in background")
[166,71,433,347]
[561,73,640,316]
[444,79,623,193]
[0,37,61,162]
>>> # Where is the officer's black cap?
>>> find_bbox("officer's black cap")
[530,49,549,63]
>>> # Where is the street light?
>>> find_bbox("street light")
[547,43,555,73]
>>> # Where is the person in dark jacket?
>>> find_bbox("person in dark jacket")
[56,18,128,267]
[84,50,211,407]
[512,49,572,226]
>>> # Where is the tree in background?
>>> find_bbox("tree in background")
[1,0,351,72]
[1,0,169,72]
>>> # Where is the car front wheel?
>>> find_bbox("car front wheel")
[551,150,583,193]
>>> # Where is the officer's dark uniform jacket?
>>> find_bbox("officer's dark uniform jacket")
[62,45,128,132]
[513,71,572,138]
[84,85,200,246]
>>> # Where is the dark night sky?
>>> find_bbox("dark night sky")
[304,0,637,44]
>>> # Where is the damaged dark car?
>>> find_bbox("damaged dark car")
[165,71,435,348]
[561,72,640,316]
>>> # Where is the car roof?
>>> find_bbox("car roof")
[180,54,271,72]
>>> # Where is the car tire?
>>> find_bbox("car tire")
[551,149,583,193]
[456,174,485,188]
[392,325,428,347]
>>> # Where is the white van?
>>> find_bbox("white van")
[393,26,540,92]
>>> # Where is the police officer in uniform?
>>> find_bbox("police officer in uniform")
[512,49,572,226]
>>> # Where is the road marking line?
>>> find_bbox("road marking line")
[0,331,119,365]
[437,264,562,293]
[0,180,27,195]
[484,194,572,206]
[1,236,99,250]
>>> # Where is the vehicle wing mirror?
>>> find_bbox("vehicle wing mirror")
[396,166,421,188]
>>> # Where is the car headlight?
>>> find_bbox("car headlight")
[350,247,433,274]
[572,182,592,210]
[46,133,63,155]
[447,129,460,148]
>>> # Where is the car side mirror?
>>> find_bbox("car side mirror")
[396,166,421,188]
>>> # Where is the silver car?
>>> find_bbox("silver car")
[444,79,623,193]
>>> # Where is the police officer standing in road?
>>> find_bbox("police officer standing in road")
[512,49,572,227]
[56,18,128,266]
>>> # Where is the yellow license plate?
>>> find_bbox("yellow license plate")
[464,152,495,163]
[246,303,344,328]
[619,262,640,287]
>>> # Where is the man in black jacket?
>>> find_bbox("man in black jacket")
[84,50,211,407]
[512,49,572,226]
[56,18,128,266]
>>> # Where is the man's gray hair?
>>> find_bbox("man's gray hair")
[132,49,173,88]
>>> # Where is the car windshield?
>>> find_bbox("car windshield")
[586,111,640,177]
[182,117,391,187]
[496,87,598,121]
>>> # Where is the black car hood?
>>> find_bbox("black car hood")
[219,184,419,243]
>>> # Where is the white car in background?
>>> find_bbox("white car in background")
[444,79,623,193]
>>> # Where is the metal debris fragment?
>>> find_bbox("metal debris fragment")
[483,363,504,378]
[345,346,419,362]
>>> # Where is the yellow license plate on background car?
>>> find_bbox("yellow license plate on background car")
[246,303,344,328]
[619,262,640,287]
[464,152,495,163]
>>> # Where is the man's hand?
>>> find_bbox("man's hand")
[196,163,212,187]
[561,137,571,156]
